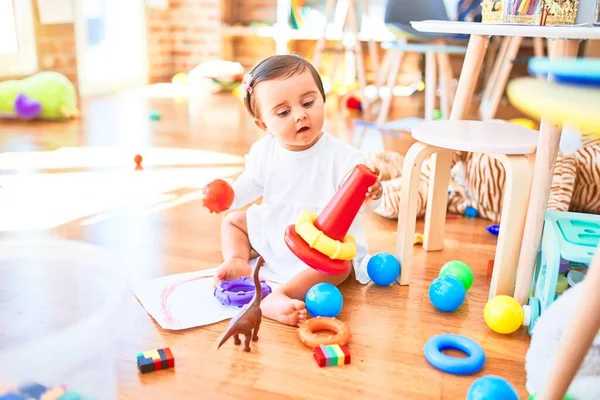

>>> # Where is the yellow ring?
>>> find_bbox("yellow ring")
[294,211,356,260]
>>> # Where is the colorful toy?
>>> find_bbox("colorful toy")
[202,179,235,213]
[439,260,473,291]
[214,276,272,307]
[526,210,600,333]
[366,252,401,286]
[0,382,88,399]
[528,57,600,87]
[414,232,424,244]
[134,154,143,170]
[486,225,500,235]
[0,71,79,120]
[313,344,351,368]
[528,394,575,400]
[298,316,351,348]
[217,257,264,352]
[149,110,161,120]
[423,334,486,375]
[507,77,600,133]
[483,295,525,334]
[466,376,519,400]
[429,275,466,312]
[465,206,478,218]
[284,164,378,275]
[137,347,175,374]
[305,282,343,318]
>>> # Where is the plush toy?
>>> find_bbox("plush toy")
[525,282,600,400]
[366,135,600,222]
[0,71,79,120]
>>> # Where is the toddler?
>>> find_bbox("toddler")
[212,54,382,327]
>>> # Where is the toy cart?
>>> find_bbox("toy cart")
[525,210,600,334]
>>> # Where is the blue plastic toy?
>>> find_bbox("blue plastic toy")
[528,57,600,87]
[486,225,500,236]
[423,334,485,375]
[367,252,401,286]
[465,206,477,218]
[467,376,519,400]
[525,210,600,334]
[305,282,343,318]
[429,275,466,312]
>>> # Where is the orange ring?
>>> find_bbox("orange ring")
[297,316,351,348]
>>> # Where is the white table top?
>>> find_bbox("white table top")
[411,20,600,40]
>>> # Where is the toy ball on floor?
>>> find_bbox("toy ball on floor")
[484,295,523,334]
[202,179,234,213]
[429,276,466,312]
[305,283,343,318]
[467,376,519,400]
[367,252,401,286]
[439,260,473,291]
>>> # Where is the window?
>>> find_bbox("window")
[0,0,19,53]
[0,0,38,77]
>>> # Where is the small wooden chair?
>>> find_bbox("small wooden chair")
[396,120,538,299]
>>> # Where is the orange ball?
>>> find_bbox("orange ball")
[202,179,234,213]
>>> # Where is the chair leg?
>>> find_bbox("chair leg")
[424,51,437,121]
[396,142,438,285]
[488,154,533,298]
[423,150,453,252]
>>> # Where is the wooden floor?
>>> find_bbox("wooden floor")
[0,85,531,399]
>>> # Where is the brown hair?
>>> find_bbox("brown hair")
[242,54,326,118]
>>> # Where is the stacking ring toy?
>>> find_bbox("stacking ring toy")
[285,164,378,275]
[295,211,356,260]
[213,277,272,307]
[298,316,351,348]
[423,334,486,375]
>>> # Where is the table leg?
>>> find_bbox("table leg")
[513,38,581,305]
[422,35,489,251]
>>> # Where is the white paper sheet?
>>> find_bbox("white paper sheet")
[132,267,283,330]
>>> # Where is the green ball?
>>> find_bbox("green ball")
[439,260,473,291]
[528,394,575,400]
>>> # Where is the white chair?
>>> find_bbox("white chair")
[396,120,538,299]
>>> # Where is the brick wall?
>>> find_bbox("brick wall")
[170,0,222,74]
[146,0,223,82]
[146,5,174,83]
[31,0,78,85]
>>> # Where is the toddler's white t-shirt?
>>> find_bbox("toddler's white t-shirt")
[230,132,376,284]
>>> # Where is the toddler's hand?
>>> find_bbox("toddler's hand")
[366,167,382,201]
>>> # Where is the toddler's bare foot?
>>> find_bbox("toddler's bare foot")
[261,291,308,327]
[213,257,252,287]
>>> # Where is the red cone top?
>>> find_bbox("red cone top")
[314,164,377,241]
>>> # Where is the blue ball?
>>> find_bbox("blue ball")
[467,376,519,400]
[367,252,401,286]
[429,275,466,312]
[305,283,343,318]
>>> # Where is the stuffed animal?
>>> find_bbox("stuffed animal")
[366,135,600,222]
[525,282,600,399]
[0,71,79,120]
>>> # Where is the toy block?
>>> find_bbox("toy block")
[137,347,175,374]
[313,344,351,368]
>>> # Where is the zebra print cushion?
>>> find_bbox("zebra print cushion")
[366,136,600,222]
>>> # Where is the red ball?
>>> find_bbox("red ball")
[202,179,234,213]
[346,96,362,111]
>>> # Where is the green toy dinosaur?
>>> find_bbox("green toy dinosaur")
[0,71,79,120]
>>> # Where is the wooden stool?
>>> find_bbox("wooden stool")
[396,120,537,299]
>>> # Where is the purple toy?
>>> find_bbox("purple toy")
[14,92,42,120]
[214,276,272,307]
